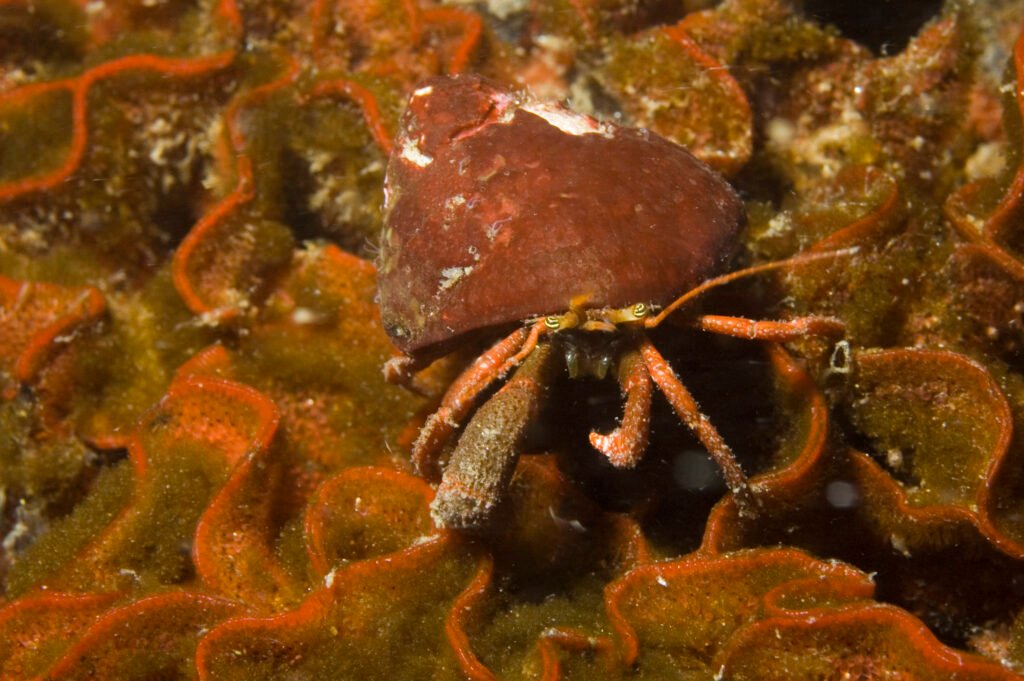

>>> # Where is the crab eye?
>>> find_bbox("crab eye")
[632,303,648,318]
[544,316,561,330]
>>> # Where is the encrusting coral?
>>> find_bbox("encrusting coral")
[3,0,1024,678]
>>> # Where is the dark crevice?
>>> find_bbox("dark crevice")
[800,0,944,55]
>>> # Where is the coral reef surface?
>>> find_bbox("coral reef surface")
[3,0,1024,678]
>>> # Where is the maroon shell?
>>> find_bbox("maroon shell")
[377,74,745,358]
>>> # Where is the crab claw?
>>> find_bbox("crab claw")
[432,344,554,529]
[589,348,652,468]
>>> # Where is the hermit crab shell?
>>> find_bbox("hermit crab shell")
[377,74,745,357]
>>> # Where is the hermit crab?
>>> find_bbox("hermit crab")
[377,74,845,529]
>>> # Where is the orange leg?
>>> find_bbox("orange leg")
[389,319,547,388]
[412,325,532,478]
[432,343,554,529]
[645,247,858,329]
[639,336,754,513]
[498,319,547,374]
[697,314,845,341]
[589,346,652,468]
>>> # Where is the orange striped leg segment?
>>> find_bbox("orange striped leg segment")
[639,336,754,513]
[589,346,652,468]
[698,314,845,341]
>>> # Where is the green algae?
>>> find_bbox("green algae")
[197,542,479,681]
[846,349,1008,508]
[283,79,397,256]
[0,89,74,185]
[6,461,133,597]
[0,398,92,510]
[71,267,219,441]
[597,27,751,173]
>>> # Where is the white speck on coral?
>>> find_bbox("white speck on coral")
[766,117,796,148]
[292,307,317,325]
[890,533,912,557]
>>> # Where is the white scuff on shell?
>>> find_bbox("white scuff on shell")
[400,137,434,167]
[520,102,614,138]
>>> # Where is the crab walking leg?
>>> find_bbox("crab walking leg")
[412,325,532,477]
[697,314,845,341]
[432,343,555,529]
[639,337,754,511]
[498,319,547,374]
[589,346,652,468]
[644,247,859,329]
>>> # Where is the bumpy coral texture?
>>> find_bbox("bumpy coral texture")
[2,0,1024,678]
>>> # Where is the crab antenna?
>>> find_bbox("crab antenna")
[645,246,860,329]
